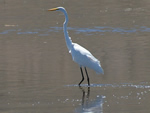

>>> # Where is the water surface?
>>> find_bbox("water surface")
[0,0,150,113]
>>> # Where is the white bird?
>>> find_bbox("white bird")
[48,7,104,86]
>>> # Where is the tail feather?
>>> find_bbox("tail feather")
[96,66,104,74]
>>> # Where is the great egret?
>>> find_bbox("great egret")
[48,7,104,86]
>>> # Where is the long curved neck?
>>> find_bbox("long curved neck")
[63,11,69,38]
[62,9,72,52]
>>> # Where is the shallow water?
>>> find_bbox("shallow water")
[0,0,150,113]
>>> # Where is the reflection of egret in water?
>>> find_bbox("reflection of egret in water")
[75,87,104,113]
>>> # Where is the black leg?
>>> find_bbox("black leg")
[79,86,85,106]
[79,67,84,86]
[84,67,90,86]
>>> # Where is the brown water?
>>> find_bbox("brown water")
[0,0,150,113]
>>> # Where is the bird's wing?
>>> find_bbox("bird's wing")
[72,43,99,63]
[86,54,99,63]
[73,43,98,62]
[72,43,104,74]
[73,43,92,56]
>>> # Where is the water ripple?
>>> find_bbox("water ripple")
[17,31,38,35]
[50,26,150,35]
[0,26,150,35]
[66,82,150,89]
[0,29,16,34]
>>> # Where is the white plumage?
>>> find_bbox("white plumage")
[48,7,104,86]
[71,43,104,74]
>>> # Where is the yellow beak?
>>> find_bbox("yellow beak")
[48,8,58,11]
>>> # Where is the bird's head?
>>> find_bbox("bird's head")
[48,7,65,12]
